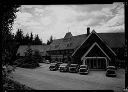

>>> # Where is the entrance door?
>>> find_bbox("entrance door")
[85,57,106,69]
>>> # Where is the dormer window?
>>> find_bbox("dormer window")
[64,32,72,38]
[63,32,72,42]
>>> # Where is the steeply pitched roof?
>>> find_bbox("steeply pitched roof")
[17,45,50,56]
[72,31,117,60]
[48,32,125,51]
[17,32,125,56]
[98,32,125,48]
[49,34,86,51]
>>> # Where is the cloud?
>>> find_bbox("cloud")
[12,4,124,43]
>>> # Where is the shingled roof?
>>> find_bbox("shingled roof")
[17,32,125,56]
[17,45,50,56]
[48,32,125,51]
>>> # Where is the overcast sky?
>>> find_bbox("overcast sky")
[12,2,124,43]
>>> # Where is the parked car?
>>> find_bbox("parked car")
[45,60,50,64]
[57,62,63,67]
[106,66,116,77]
[106,66,116,70]
[49,63,59,71]
[79,65,89,74]
[59,63,70,72]
[69,64,79,73]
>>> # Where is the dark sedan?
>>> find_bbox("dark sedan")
[69,64,79,73]
[59,63,70,72]
[49,63,59,71]
[106,66,116,77]
[79,65,89,74]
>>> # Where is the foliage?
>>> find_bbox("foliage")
[33,50,43,63]
[13,58,25,67]
[3,78,34,90]
[2,4,20,65]
[47,35,53,45]
[33,34,42,45]
[1,4,42,65]
[24,47,33,57]
[14,47,40,68]
[14,29,43,45]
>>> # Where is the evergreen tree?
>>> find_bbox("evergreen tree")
[1,4,20,65]
[47,35,53,45]
[34,34,42,45]
[24,33,30,44]
[30,32,34,44]
[15,29,24,44]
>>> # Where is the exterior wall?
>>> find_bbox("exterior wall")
[82,57,108,69]
[47,49,74,63]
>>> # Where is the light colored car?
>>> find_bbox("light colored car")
[45,60,50,64]
[79,65,89,74]
[106,66,116,77]
[59,63,70,72]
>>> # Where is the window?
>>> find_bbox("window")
[67,43,72,47]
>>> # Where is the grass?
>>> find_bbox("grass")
[2,77,35,91]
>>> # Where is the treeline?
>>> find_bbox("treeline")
[2,4,53,65]
[2,28,43,65]
[14,29,42,45]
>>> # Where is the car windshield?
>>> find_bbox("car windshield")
[70,64,78,67]
[107,66,116,70]
[80,65,87,68]
[50,66,55,68]
[50,63,57,66]
[60,64,67,66]
[107,70,115,74]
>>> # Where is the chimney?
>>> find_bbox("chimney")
[87,27,90,36]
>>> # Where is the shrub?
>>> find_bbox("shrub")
[3,78,34,90]
[20,61,39,69]
[33,50,43,63]
[13,58,25,67]
[14,56,39,69]
[14,47,40,69]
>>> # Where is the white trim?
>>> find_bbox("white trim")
[83,57,106,58]
[81,42,111,60]
[83,57,107,69]
[72,30,116,57]
[72,31,93,57]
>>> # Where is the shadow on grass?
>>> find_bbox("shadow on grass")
[2,77,36,90]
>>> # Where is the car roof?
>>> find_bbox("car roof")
[60,63,68,65]
[107,69,115,71]
[70,64,78,65]
[50,63,57,65]
[80,65,87,66]
[107,66,116,68]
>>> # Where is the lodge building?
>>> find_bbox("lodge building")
[17,27,125,69]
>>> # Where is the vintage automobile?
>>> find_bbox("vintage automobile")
[57,62,63,67]
[106,66,116,77]
[69,64,79,73]
[45,60,50,64]
[49,63,59,71]
[59,63,70,72]
[79,65,89,74]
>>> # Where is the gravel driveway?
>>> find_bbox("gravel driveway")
[10,63,125,91]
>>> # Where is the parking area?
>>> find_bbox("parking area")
[10,63,125,91]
